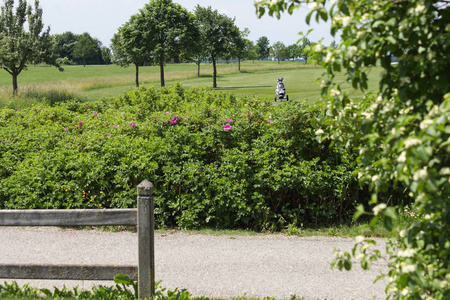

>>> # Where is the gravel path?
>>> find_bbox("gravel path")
[0,227,389,299]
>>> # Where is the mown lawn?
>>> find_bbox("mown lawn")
[0,61,382,102]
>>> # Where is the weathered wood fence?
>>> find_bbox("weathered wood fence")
[0,179,155,299]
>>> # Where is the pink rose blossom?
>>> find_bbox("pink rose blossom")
[165,111,170,114]
[93,111,98,117]
[223,123,231,131]
[114,125,119,128]
[226,119,233,122]
[266,120,273,124]
[171,117,178,124]
[79,122,83,126]
[130,122,136,127]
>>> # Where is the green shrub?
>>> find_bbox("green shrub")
[0,84,403,230]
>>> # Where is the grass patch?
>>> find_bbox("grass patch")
[0,61,382,102]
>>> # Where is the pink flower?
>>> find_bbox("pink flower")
[171,117,178,124]
[107,133,110,137]
[165,111,170,114]
[226,119,233,122]
[223,123,232,131]
[63,127,68,131]
[79,122,83,126]
[266,120,273,124]
[130,122,136,127]
[93,111,98,117]
[114,125,119,128]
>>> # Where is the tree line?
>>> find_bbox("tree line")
[0,0,327,94]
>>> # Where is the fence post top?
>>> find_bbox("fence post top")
[137,180,154,197]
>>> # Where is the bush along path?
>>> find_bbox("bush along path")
[0,84,408,231]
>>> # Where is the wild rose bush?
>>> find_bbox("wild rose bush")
[0,84,402,230]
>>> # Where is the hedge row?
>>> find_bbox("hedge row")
[1,84,375,230]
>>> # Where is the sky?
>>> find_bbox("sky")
[38,0,335,48]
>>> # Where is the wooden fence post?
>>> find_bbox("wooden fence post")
[137,179,155,299]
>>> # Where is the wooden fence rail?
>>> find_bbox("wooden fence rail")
[0,179,155,300]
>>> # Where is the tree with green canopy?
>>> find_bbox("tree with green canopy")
[0,0,62,95]
[270,41,288,63]
[232,28,252,71]
[101,47,112,65]
[255,0,449,299]
[111,14,150,88]
[256,36,270,59]
[72,32,100,67]
[195,5,241,88]
[112,0,198,88]
[286,43,301,61]
[53,31,78,63]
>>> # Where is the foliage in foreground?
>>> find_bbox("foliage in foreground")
[0,84,406,230]
[0,275,194,300]
[255,0,449,299]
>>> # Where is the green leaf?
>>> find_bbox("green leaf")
[114,274,134,285]
[306,11,313,25]
[344,260,352,270]
[354,204,365,220]
[369,216,379,229]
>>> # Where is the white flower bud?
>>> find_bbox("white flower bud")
[308,2,319,10]
[373,203,387,215]
[397,151,407,163]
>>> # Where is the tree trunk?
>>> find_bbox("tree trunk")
[160,56,165,87]
[238,59,241,71]
[212,57,217,88]
[135,63,139,87]
[12,73,18,95]
[197,62,200,77]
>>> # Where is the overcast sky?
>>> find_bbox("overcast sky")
[38,0,334,48]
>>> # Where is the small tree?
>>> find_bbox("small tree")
[286,43,300,61]
[139,0,199,87]
[101,47,112,65]
[72,33,99,67]
[299,37,312,64]
[256,36,270,59]
[195,5,241,88]
[0,0,62,95]
[111,15,150,88]
[53,31,77,63]
[270,41,288,63]
[233,28,251,71]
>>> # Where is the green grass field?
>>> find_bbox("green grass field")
[0,61,381,103]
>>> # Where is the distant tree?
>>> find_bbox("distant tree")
[101,47,112,65]
[232,28,251,71]
[191,39,208,77]
[287,43,301,61]
[249,44,261,63]
[299,37,312,64]
[111,15,150,87]
[54,31,77,62]
[329,40,338,49]
[195,5,241,88]
[244,40,258,64]
[270,41,288,63]
[256,36,270,59]
[132,0,199,87]
[72,33,100,67]
[0,0,62,95]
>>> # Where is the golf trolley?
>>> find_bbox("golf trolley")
[274,77,288,101]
